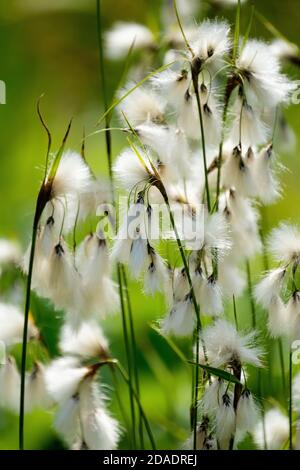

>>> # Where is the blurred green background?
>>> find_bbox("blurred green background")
[0,0,300,450]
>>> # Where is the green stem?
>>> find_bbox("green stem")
[19,222,38,450]
[121,265,144,449]
[163,195,207,449]
[233,294,238,330]
[116,362,156,450]
[191,67,211,213]
[96,0,142,449]
[289,349,293,450]
[246,259,256,328]
[278,339,286,394]
[96,0,113,183]
[117,265,136,448]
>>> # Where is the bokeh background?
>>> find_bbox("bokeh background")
[0,0,300,450]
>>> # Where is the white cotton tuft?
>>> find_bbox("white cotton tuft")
[215,393,236,449]
[222,146,257,198]
[199,277,224,317]
[0,238,21,267]
[200,379,226,416]
[286,292,300,343]
[59,321,109,359]
[151,69,190,107]
[113,148,150,192]
[236,39,297,107]
[25,362,53,412]
[50,150,94,200]
[45,357,89,404]
[201,319,263,368]
[218,261,246,298]
[0,356,20,412]
[253,144,281,205]
[254,408,289,449]
[78,379,120,450]
[229,97,269,148]
[236,390,260,442]
[190,20,231,69]
[161,297,195,337]
[267,296,288,338]
[144,251,170,296]
[118,84,165,126]
[254,268,286,309]
[268,223,300,264]
[105,22,154,60]
[0,302,38,345]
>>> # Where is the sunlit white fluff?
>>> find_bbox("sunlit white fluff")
[236,390,259,442]
[45,357,89,403]
[78,234,119,318]
[173,268,190,302]
[144,251,170,296]
[47,242,85,321]
[254,408,289,449]
[267,296,288,338]
[177,87,222,144]
[253,144,281,204]
[229,96,269,148]
[222,146,257,197]
[198,276,223,316]
[270,39,299,62]
[268,223,300,264]
[215,392,236,449]
[254,268,286,309]
[236,39,296,107]
[200,379,226,416]
[218,261,246,298]
[59,321,109,359]
[25,362,53,412]
[105,22,154,60]
[113,148,152,192]
[50,150,94,200]
[161,296,195,337]
[203,211,231,256]
[190,20,231,69]
[201,319,262,367]
[286,292,300,342]
[0,302,38,344]
[0,238,21,267]
[0,356,20,412]
[77,378,120,450]
[118,84,165,126]
[220,190,262,260]
[151,69,190,107]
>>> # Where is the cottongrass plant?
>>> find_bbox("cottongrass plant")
[1,0,300,451]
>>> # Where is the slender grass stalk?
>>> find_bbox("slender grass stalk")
[161,193,207,449]
[116,362,156,450]
[121,265,144,449]
[260,205,286,394]
[96,1,143,448]
[229,360,242,450]
[246,259,256,328]
[245,258,267,449]
[233,294,238,330]
[109,366,132,445]
[289,348,293,450]
[117,266,136,448]
[19,222,38,450]
[191,68,211,213]
[96,0,112,183]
